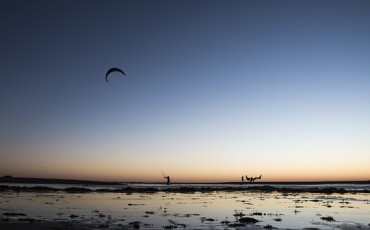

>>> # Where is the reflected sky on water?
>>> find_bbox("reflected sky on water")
[1,189,369,229]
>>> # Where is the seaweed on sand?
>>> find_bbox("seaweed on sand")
[233,212,246,218]
[2,212,27,217]
[129,221,141,229]
[320,216,335,222]
[239,217,259,224]
[200,217,215,222]
[163,225,177,229]
[251,212,263,216]
[69,214,79,219]
[168,219,186,228]
[128,203,145,206]
[65,187,92,193]
[0,185,59,193]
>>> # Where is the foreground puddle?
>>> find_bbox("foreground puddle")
[1,191,369,229]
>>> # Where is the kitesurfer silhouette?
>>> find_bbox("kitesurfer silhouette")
[165,176,170,185]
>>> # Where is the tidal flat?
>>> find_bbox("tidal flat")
[1,185,370,229]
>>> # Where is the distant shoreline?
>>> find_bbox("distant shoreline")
[1,176,369,185]
[0,176,121,185]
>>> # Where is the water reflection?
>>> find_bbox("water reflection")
[1,190,369,229]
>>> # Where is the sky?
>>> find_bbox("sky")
[1,0,370,182]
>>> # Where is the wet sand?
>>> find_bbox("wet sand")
[1,185,370,229]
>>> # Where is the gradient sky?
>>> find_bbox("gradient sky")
[1,0,369,182]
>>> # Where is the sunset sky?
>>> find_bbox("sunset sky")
[1,0,369,182]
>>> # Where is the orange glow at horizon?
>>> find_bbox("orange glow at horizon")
[2,144,369,183]
[3,157,369,183]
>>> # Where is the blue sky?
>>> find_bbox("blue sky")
[1,0,369,182]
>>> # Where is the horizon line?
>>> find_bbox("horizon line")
[1,176,369,185]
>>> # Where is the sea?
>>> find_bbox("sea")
[1,181,370,191]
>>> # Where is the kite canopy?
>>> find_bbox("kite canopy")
[105,67,126,82]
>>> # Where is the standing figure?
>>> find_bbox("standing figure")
[162,171,171,185]
[165,176,170,185]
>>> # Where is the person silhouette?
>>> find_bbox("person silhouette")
[246,174,262,182]
[164,176,170,185]
[242,176,244,182]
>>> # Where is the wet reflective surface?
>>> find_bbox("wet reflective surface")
[1,189,370,229]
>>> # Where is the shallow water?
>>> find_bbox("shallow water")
[1,189,370,229]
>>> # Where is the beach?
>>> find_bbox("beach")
[1,182,370,229]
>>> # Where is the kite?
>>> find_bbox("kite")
[105,67,126,82]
